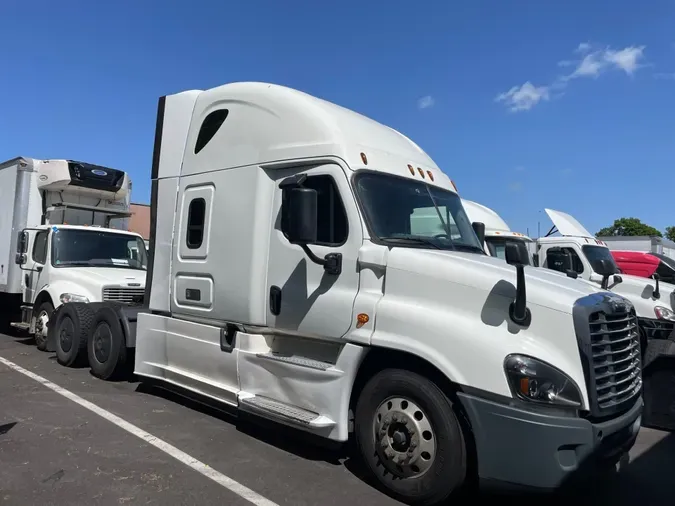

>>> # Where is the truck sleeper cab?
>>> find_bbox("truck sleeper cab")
[54,83,642,505]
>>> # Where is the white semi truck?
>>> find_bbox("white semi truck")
[463,200,675,358]
[0,157,147,349]
[48,83,643,505]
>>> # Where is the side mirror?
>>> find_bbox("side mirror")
[15,253,26,265]
[285,187,318,245]
[531,253,539,267]
[471,222,485,248]
[505,242,525,266]
[505,243,531,327]
[594,259,616,277]
[17,231,28,254]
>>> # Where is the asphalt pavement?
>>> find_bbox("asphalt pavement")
[1,332,674,506]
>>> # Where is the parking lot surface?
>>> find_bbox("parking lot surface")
[1,333,674,506]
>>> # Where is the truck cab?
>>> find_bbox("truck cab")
[537,209,675,341]
[54,83,643,505]
[8,159,147,346]
[462,198,534,264]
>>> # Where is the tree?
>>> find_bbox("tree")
[596,217,663,238]
[666,226,675,242]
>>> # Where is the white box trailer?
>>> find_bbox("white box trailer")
[48,83,643,505]
[0,157,147,347]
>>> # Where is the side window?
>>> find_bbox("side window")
[281,175,348,246]
[194,109,229,154]
[546,247,584,274]
[186,198,206,249]
[33,231,49,264]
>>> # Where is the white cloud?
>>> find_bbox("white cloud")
[417,95,435,109]
[508,182,523,192]
[495,82,550,112]
[576,42,592,54]
[496,43,647,112]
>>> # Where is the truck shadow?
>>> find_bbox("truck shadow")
[135,381,675,505]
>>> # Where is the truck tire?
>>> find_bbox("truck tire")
[34,301,54,351]
[87,306,127,381]
[54,303,95,367]
[354,369,467,505]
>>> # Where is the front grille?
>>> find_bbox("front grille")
[103,286,145,305]
[587,309,642,414]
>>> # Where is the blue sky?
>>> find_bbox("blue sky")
[2,0,674,237]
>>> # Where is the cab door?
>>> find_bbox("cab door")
[266,162,362,338]
[17,229,48,303]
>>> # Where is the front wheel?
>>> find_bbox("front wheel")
[34,301,54,351]
[354,369,467,505]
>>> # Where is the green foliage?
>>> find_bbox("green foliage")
[596,217,663,238]
[665,226,675,242]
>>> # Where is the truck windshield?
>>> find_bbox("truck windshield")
[51,229,147,270]
[582,245,619,274]
[354,172,484,253]
[486,237,531,265]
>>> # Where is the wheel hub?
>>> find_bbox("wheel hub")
[36,310,49,338]
[373,397,436,478]
[93,323,112,364]
[59,317,74,353]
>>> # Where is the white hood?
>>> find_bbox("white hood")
[545,208,594,238]
[606,272,675,314]
[60,267,147,286]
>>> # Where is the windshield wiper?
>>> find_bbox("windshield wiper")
[452,243,486,254]
[380,236,442,250]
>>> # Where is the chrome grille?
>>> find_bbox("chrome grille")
[102,286,145,305]
[588,310,642,412]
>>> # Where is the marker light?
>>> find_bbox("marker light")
[408,164,415,175]
[417,167,425,178]
[450,180,458,192]
[360,152,368,165]
[356,313,370,328]
[426,170,434,181]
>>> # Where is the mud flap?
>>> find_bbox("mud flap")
[44,305,61,353]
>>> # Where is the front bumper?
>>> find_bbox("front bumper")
[457,392,643,490]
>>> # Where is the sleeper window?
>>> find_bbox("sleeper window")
[186,198,206,249]
[282,175,348,246]
[194,109,229,154]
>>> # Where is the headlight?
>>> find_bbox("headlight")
[504,354,583,408]
[60,293,90,304]
[654,306,675,321]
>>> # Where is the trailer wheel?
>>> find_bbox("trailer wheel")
[34,301,54,351]
[354,369,467,505]
[88,306,127,381]
[54,303,95,367]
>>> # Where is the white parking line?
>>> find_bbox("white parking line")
[0,355,279,506]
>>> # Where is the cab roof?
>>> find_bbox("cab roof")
[462,198,533,241]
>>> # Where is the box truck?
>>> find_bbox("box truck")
[48,83,642,505]
[0,157,147,348]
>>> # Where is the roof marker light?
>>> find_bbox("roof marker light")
[360,152,368,165]
[426,170,434,181]
[417,167,425,178]
[450,180,458,192]
[408,164,415,175]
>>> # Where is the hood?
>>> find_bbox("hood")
[55,266,146,286]
[387,248,605,315]
[545,208,594,238]
[606,273,675,313]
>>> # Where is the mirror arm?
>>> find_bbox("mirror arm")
[653,274,661,299]
[300,244,342,276]
[510,264,532,327]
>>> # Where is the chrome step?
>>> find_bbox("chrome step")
[10,322,31,330]
[238,393,335,428]
[255,352,333,371]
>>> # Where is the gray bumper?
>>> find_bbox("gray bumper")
[457,392,643,490]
